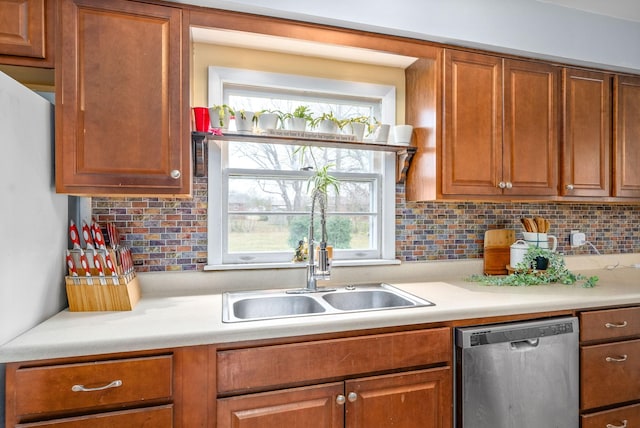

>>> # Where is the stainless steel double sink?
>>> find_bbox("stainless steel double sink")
[222,283,434,322]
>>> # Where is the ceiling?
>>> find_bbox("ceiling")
[537,0,640,22]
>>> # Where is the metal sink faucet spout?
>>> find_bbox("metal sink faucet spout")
[290,188,334,293]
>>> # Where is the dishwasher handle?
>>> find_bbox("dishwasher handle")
[510,338,540,350]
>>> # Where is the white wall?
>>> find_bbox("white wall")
[180,0,640,73]
[0,72,68,346]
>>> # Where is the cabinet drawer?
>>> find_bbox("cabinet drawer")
[16,405,173,427]
[581,403,640,428]
[218,328,451,394]
[580,307,640,342]
[581,339,640,410]
[14,355,173,417]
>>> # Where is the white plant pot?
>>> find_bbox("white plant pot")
[393,124,413,145]
[257,113,278,131]
[235,111,255,132]
[208,107,231,130]
[317,119,338,134]
[346,122,366,141]
[284,117,307,132]
[372,124,390,143]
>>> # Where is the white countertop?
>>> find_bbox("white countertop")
[1,254,639,363]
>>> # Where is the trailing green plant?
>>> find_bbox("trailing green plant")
[235,109,258,124]
[467,246,599,288]
[282,105,314,121]
[209,104,234,127]
[312,112,342,129]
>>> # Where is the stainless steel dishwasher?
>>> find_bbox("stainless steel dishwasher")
[455,317,579,428]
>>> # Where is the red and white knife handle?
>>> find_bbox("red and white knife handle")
[69,220,82,250]
[82,220,95,249]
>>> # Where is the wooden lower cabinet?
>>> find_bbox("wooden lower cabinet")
[16,405,173,428]
[217,367,452,428]
[581,403,640,428]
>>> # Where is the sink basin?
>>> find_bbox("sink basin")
[222,283,434,322]
[322,289,417,311]
[232,295,325,320]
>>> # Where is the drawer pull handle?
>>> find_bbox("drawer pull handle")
[606,420,627,428]
[605,355,628,363]
[71,379,123,392]
[605,321,628,328]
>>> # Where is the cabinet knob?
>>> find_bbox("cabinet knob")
[606,420,628,428]
[498,182,506,189]
[505,182,513,189]
[565,184,574,191]
[336,395,346,405]
[347,392,358,402]
[170,169,181,179]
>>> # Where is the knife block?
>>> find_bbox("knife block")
[65,272,141,311]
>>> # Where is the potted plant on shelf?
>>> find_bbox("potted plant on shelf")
[312,112,341,134]
[234,109,257,132]
[282,105,313,132]
[343,115,371,141]
[255,109,280,131]
[208,104,234,131]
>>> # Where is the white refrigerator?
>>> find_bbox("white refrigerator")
[0,70,69,423]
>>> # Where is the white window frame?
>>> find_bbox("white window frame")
[205,67,398,270]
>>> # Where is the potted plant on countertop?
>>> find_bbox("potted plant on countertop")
[282,105,314,132]
[468,246,599,288]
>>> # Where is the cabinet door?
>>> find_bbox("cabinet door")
[503,59,559,196]
[614,75,640,198]
[442,50,503,196]
[561,68,612,197]
[0,0,51,65]
[345,367,452,428]
[15,405,173,427]
[56,0,190,195]
[217,383,344,428]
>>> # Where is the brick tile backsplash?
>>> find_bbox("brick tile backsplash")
[93,178,640,272]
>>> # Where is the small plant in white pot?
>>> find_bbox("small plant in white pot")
[208,104,234,131]
[282,105,313,132]
[312,112,341,134]
[256,109,280,131]
[343,116,370,141]
[235,109,256,133]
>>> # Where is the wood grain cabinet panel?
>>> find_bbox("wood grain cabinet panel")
[580,306,640,343]
[217,383,344,428]
[581,403,640,428]
[614,75,640,198]
[13,355,172,417]
[15,405,173,428]
[0,0,53,66]
[441,50,559,198]
[345,367,451,428]
[561,68,612,197]
[55,0,190,195]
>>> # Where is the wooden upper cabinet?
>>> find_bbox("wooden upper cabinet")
[56,0,191,196]
[614,75,640,198]
[502,59,559,196]
[561,68,612,197]
[0,0,53,66]
[441,50,559,199]
[442,50,503,196]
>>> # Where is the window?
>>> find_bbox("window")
[207,67,396,268]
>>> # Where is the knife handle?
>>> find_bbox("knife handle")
[69,220,82,250]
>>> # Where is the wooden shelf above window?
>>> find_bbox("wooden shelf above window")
[193,131,416,183]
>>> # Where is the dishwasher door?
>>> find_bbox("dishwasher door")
[455,317,579,428]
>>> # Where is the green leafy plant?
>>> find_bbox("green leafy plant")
[312,112,342,129]
[468,247,599,288]
[282,105,313,121]
[209,104,235,127]
[294,146,340,195]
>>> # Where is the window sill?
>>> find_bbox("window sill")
[203,259,401,271]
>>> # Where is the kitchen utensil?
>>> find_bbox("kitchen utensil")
[92,249,107,285]
[65,250,78,277]
[483,229,515,275]
[81,220,95,249]
[69,220,81,250]
[104,250,118,276]
[78,249,93,284]
[92,220,107,250]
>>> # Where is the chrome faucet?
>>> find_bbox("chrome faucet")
[289,188,334,293]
